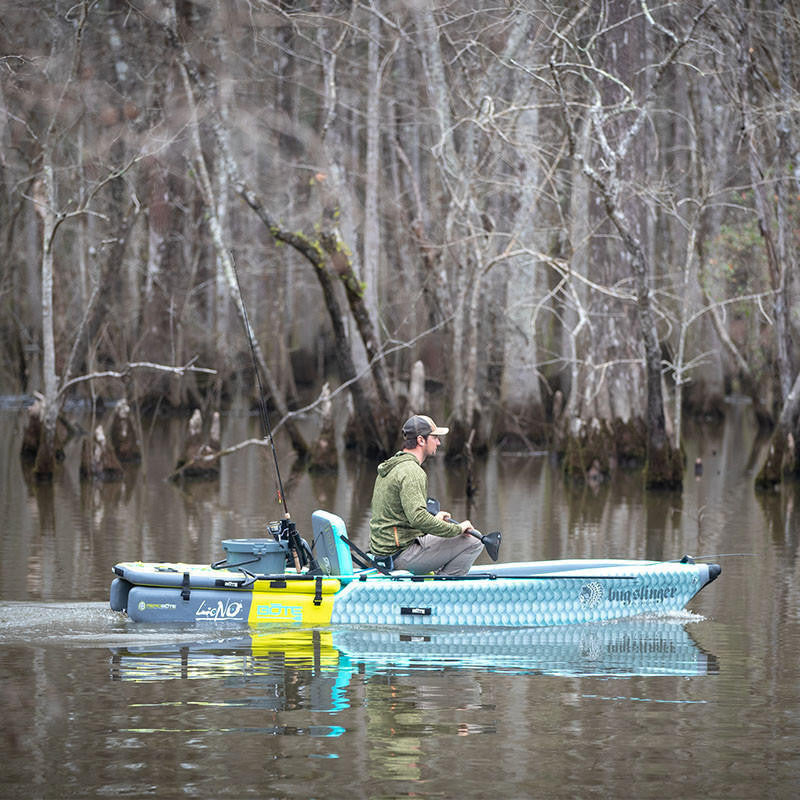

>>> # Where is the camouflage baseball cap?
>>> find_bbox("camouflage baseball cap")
[402,414,449,438]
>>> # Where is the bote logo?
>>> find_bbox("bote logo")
[256,603,303,623]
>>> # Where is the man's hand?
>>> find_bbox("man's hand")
[436,510,473,534]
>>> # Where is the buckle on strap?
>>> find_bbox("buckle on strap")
[371,554,395,571]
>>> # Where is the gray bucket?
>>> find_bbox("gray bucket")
[222,538,286,574]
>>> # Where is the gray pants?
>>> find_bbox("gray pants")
[393,533,483,577]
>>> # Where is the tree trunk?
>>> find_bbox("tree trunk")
[319,233,399,428]
[549,6,702,489]
[627,236,682,489]
[80,424,124,482]
[362,9,381,320]
[171,13,399,456]
[32,152,60,479]
[756,370,800,488]
[174,39,309,459]
[498,74,547,448]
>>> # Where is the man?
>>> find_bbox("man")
[369,414,483,576]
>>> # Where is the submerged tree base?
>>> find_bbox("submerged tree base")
[562,417,648,484]
[80,425,124,482]
[493,404,550,452]
[559,415,682,490]
[644,441,684,491]
[755,431,799,490]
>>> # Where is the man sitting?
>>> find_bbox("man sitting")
[368,414,483,576]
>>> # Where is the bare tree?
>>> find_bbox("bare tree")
[1,0,797,488]
[550,3,714,488]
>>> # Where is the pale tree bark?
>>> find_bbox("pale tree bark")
[686,74,752,396]
[145,158,168,304]
[33,153,59,477]
[315,4,371,374]
[28,3,90,477]
[303,4,400,449]
[362,5,381,320]
[559,116,592,431]
[389,33,452,337]
[213,32,234,389]
[415,5,463,427]
[551,101,646,479]
[742,0,800,488]
[498,65,550,446]
[670,70,771,446]
[172,29,309,459]
[30,140,159,476]
[774,0,798,399]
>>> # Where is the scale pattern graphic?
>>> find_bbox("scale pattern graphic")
[330,565,704,627]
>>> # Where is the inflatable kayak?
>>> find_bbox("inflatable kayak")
[110,510,721,628]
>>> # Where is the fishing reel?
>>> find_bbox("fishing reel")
[268,518,320,573]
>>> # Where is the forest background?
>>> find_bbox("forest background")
[1,0,799,491]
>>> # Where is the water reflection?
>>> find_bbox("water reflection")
[5,396,800,798]
[110,628,351,717]
[108,619,718,699]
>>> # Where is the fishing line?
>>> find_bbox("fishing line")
[690,553,756,560]
[229,251,289,519]
[670,552,756,562]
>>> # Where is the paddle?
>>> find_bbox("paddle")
[470,529,501,561]
[426,498,502,562]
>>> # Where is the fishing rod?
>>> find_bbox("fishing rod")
[229,251,315,574]
[229,252,288,515]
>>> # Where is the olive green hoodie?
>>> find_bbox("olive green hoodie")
[369,451,462,555]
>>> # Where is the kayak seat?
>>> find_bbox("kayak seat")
[311,510,354,577]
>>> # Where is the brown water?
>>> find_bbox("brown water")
[1,400,798,799]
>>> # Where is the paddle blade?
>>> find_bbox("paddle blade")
[482,531,501,561]
[426,497,441,515]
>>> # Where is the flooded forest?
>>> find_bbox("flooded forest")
[1,1,799,491]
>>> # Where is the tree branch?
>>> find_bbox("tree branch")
[57,359,216,399]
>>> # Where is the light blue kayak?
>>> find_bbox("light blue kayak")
[110,509,721,627]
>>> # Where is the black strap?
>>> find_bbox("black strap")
[351,552,374,570]
[181,571,191,601]
[313,575,323,606]
[340,534,393,575]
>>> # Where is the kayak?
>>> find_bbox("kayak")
[109,509,721,628]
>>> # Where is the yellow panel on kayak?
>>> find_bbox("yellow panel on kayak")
[248,577,340,626]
